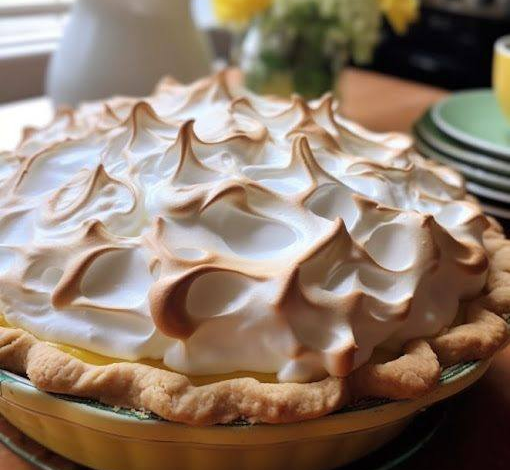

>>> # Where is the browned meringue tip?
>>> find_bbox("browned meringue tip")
[124,100,163,127]
[150,265,269,340]
[154,75,182,93]
[149,273,197,339]
[352,193,399,214]
[427,216,489,274]
[45,164,137,223]
[292,135,327,174]
[51,245,120,310]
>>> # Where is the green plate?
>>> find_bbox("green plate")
[414,137,510,194]
[415,111,510,176]
[432,89,510,159]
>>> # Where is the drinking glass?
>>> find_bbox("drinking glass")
[493,35,510,121]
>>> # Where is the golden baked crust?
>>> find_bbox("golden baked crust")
[0,328,347,425]
[429,306,508,366]
[349,340,441,400]
[0,222,508,425]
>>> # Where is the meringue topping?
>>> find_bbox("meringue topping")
[0,71,489,382]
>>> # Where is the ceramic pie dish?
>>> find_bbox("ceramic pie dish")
[0,357,496,470]
[0,70,509,469]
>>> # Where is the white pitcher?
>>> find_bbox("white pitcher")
[46,0,212,107]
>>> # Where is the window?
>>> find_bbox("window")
[0,1,71,103]
[0,0,70,15]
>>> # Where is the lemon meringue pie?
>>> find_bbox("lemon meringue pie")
[0,71,508,425]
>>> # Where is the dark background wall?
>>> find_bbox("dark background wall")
[366,2,510,89]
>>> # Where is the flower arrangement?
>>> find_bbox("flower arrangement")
[213,0,420,98]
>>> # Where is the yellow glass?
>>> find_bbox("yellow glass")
[493,35,510,121]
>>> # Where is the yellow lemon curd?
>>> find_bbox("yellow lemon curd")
[0,314,276,385]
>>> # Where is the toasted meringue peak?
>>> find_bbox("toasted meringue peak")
[0,70,489,382]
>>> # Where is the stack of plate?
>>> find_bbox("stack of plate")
[413,89,510,220]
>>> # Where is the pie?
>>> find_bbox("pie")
[0,71,508,425]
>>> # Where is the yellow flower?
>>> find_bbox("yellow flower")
[213,0,273,25]
[378,0,420,35]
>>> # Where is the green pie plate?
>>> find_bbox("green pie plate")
[415,111,510,176]
[432,89,510,159]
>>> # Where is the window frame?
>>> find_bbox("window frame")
[0,1,72,103]
[0,1,71,17]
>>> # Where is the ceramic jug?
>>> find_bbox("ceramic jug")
[46,0,212,106]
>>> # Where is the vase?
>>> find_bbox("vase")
[46,0,212,107]
[239,21,346,101]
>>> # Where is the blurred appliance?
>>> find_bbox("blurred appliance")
[367,0,510,89]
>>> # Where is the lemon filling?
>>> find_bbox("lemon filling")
[0,314,9,328]
[0,314,277,385]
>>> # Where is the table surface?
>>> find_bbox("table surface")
[0,68,509,470]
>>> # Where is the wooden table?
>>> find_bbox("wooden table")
[0,69,509,470]
[0,68,447,151]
